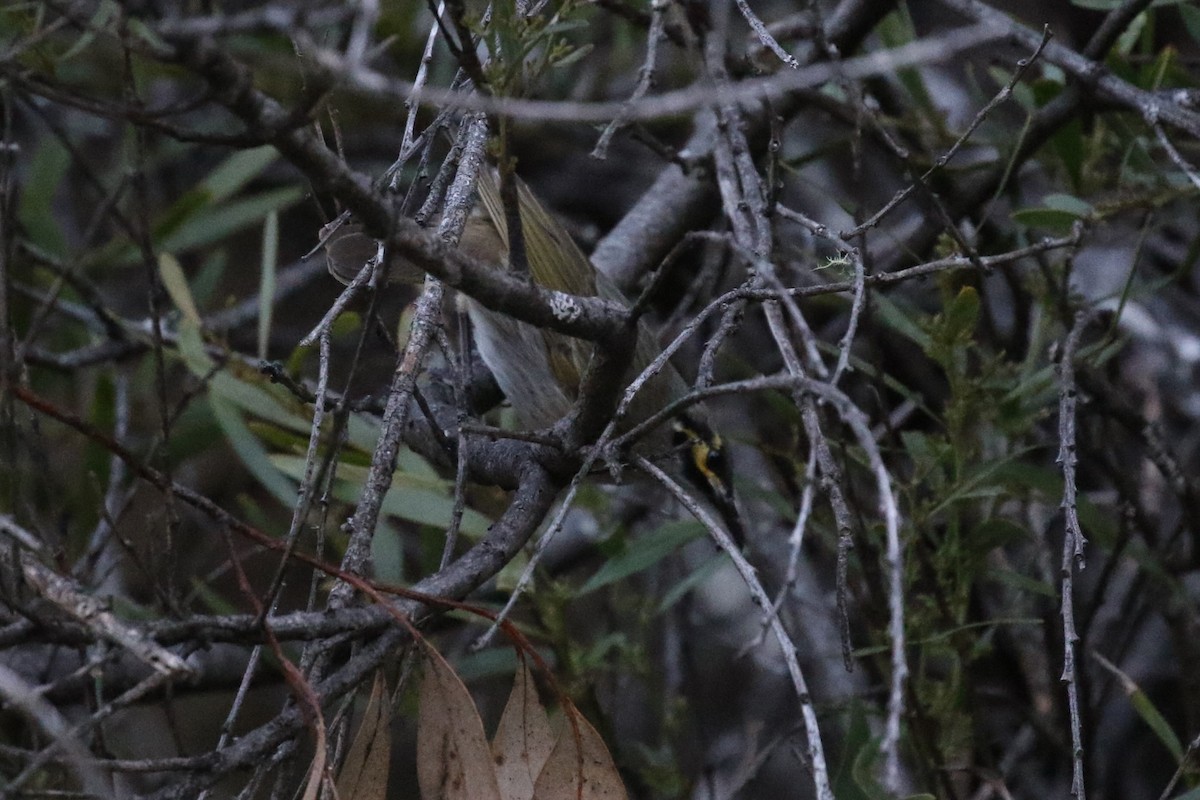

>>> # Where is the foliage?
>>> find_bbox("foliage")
[2,1,1200,799]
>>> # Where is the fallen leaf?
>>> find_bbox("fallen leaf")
[336,671,393,800]
[532,703,627,800]
[417,647,502,800]
[492,660,555,800]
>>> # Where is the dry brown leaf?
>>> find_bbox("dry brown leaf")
[417,647,503,800]
[298,720,327,800]
[335,672,393,800]
[532,704,627,800]
[491,660,556,800]
[279,642,327,800]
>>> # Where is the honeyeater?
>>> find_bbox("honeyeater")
[324,166,744,545]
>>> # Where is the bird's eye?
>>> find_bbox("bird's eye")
[705,448,727,478]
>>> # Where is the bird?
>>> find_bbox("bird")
[323,165,744,546]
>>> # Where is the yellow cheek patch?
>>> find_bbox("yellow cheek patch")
[692,438,719,486]
[670,417,744,545]
[675,422,728,493]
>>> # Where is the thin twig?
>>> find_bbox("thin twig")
[1056,309,1099,800]
[300,23,1005,124]
[592,0,668,159]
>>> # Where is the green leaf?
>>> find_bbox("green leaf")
[1129,688,1184,762]
[161,186,304,254]
[1069,0,1187,8]
[984,567,1057,599]
[58,0,117,61]
[154,189,213,244]
[126,17,169,51]
[273,457,492,536]
[19,137,71,256]
[208,372,312,433]
[338,414,439,481]
[191,250,228,309]
[371,519,405,585]
[579,520,704,595]
[451,647,522,683]
[1094,653,1184,762]
[209,395,297,508]
[258,210,279,360]
[176,320,216,376]
[1042,193,1095,217]
[849,736,888,800]
[872,292,931,350]
[201,145,280,203]
[657,554,725,614]
[832,702,874,800]
[158,261,326,451]
[927,452,1029,518]
[1011,207,1085,235]
[96,178,302,267]
[969,518,1029,553]
[941,286,980,342]
[1181,5,1200,45]
[158,252,202,325]
[550,43,593,68]
[1115,10,1148,56]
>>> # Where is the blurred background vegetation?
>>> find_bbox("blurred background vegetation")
[2,1,1200,798]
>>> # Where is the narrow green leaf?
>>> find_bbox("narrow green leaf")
[849,736,888,800]
[202,145,280,203]
[984,567,1057,599]
[941,286,980,342]
[343,415,440,482]
[271,457,491,536]
[579,520,704,595]
[657,554,725,614]
[1041,193,1095,216]
[1181,5,1200,45]
[1116,12,1148,57]
[153,189,213,243]
[208,373,315,434]
[927,452,1028,517]
[19,138,71,256]
[872,293,931,350]
[1011,207,1084,234]
[258,211,279,360]
[176,320,216,376]
[210,395,297,508]
[1070,0,1187,7]
[158,252,202,325]
[191,250,228,309]
[371,519,405,586]
[58,0,117,60]
[969,518,1030,552]
[1094,653,1185,762]
[831,701,873,800]
[550,43,593,68]
[162,186,304,255]
[126,17,168,51]
[1128,689,1184,762]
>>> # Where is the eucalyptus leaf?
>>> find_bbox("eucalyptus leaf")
[210,395,297,508]
[161,187,304,255]
[272,456,491,536]
[580,520,704,595]
[258,211,278,360]
[18,138,71,256]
